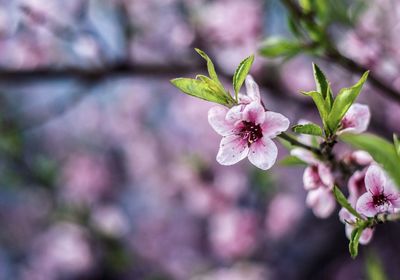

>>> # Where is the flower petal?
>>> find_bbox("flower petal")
[365,165,386,195]
[303,165,321,190]
[216,135,249,166]
[226,105,244,124]
[356,192,377,217]
[306,188,336,218]
[261,111,290,138]
[348,169,367,201]
[248,137,277,170]
[245,75,260,101]
[359,227,374,245]
[351,150,373,165]
[208,106,234,136]
[317,163,334,189]
[290,148,319,165]
[243,101,265,124]
[339,103,370,134]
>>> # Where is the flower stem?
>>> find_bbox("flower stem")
[278,132,321,155]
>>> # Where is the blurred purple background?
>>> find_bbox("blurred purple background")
[0,0,400,279]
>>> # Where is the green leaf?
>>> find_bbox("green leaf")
[312,63,333,107]
[302,90,330,132]
[279,155,307,166]
[171,78,235,106]
[333,186,363,220]
[340,133,400,189]
[292,123,323,136]
[393,134,400,157]
[366,252,388,280]
[349,226,363,259]
[232,54,254,98]
[259,37,302,58]
[327,71,369,133]
[194,48,225,90]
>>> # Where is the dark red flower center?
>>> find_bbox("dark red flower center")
[372,192,389,207]
[239,121,263,146]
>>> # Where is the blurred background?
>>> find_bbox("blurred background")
[0,0,400,279]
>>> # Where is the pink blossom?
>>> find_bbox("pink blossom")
[290,125,335,218]
[338,167,375,245]
[356,165,400,217]
[339,204,374,245]
[338,103,371,134]
[349,150,373,166]
[348,169,368,202]
[209,209,259,260]
[302,163,334,191]
[208,84,289,170]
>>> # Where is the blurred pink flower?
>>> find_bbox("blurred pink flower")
[356,165,400,217]
[191,262,269,280]
[196,0,262,45]
[338,103,370,134]
[348,169,368,202]
[265,194,304,239]
[60,153,112,205]
[209,209,259,260]
[290,127,335,218]
[23,223,94,280]
[349,150,373,166]
[91,205,130,237]
[339,203,374,245]
[306,187,336,219]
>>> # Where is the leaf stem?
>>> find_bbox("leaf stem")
[278,132,321,155]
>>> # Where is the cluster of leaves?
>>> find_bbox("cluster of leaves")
[291,65,400,258]
[296,63,369,138]
[171,49,254,107]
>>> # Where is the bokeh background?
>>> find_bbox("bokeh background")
[0,0,400,279]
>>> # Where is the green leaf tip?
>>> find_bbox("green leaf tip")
[327,71,369,133]
[171,77,235,107]
[233,54,255,98]
[292,123,323,136]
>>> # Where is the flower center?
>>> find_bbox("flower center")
[372,192,389,207]
[239,121,263,146]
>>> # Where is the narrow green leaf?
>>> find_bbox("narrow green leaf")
[327,71,369,133]
[325,82,334,110]
[349,227,363,258]
[194,48,224,90]
[279,155,307,166]
[232,54,254,98]
[259,37,302,58]
[340,133,400,188]
[333,186,363,220]
[292,123,323,136]
[171,78,235,106]
[302,90,330,132]
[312,63,330,99]
[366,252,388,280]
[393,134,400,157]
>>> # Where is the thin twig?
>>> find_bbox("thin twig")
[278,132,321,155]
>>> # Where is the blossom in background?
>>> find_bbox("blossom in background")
[356,165,400,217]
[338,103,371,134]
[208,101,289,170]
